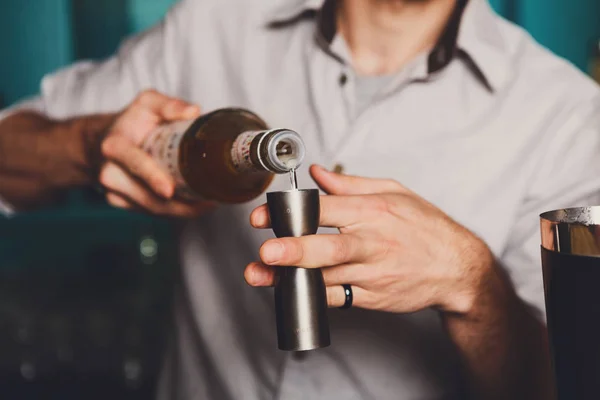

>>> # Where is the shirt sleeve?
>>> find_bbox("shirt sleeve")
[500,93,600,321]
[36,0,193,119]
[0,0,194,215]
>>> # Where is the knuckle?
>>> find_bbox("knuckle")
[129,157,150,179]
[332,237,349,264]
[384,179,403,192]
[137,89,158,103]
[152,176,171,191]
[291,241,305,264]
[100,136,117,157]
[370,195,390,216]
[370,236,396,262]
[380,239,399,258]
[278,239,303,264]
[167,98,185,108]
[360,291,380,309]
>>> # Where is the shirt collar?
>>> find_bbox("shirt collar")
[266,0,323,24]
[266,0,512,91]
[455,0,513,91]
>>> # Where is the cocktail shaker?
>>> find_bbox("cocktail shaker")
[541,206,600,400]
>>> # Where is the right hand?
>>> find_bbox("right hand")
[98,90,215,217]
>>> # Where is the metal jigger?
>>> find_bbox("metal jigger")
[267,189,330,351]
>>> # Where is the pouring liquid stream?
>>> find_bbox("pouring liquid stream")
[289,168,298,191]
[275,141,299,192]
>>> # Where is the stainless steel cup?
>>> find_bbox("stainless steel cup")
[541,206,600,400]
[267,189,330,351]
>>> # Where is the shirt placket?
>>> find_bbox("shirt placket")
[275,352,312,400]
[315,37,432,175]
[304,36,352,168]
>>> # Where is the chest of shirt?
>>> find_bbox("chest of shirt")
[181,25,545,255]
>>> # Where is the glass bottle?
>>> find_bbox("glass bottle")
[143,108,305,203]
[590,39,600,84]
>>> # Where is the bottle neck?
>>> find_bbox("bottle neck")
[231,129,305,174]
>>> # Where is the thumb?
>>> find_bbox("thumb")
[309,165,408,195]
[135,90,200,121]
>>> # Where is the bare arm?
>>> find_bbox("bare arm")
[0,90,212,217]
[246,166,555,400]
[0,111,113,209]
[442,261,555,400]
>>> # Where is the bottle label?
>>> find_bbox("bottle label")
[231,130,264,172]
[143,119,200,200]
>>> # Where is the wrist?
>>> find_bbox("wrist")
[79,113,118,182]
[442,237,498,317]
[51,113,117,187]
[0,111,115,209]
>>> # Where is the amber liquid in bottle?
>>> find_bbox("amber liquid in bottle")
[143,108,305,203]
[591,39,600,84]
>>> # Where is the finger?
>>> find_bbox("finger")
[106,191,213,217]
[105,191,137,210]
[100,161,167,204]
[260,234,378,268]
[326,285,369,309]
[244,262,276,287]
[135,90,200,121]
[310,164,408,195]
[101,136,175,198]
[250,195,384,229]
[322,263,368,287]
[243,263,372,309]
[249,204,270,228]
[100,162,215,217]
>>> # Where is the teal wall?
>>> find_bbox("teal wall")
[519,0,600,73]
[128,0,177,33]
[0,0,598,107]
[0,0,74,106]
[0,0,178,107]
[0,0,599,106]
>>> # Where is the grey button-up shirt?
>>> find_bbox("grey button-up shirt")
[2,0,600,398]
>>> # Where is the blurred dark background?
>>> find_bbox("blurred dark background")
[0,2,180,398]
[0,0,598,399]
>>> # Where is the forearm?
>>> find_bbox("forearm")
[443,263,554,400]
[0,111,116,210]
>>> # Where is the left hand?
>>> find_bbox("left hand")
[246,165,495,315]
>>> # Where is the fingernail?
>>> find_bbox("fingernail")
[262,241,284,264]
[252,265,269,285]
[162,185,174,198]
[250,210,265,227]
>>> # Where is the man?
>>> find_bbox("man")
[1,0,598,398]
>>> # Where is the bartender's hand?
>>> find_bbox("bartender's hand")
[246,165,495,315]
[98,90,214,217]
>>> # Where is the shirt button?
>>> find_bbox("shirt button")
[338,73,348,86]
[333,164,344,174]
